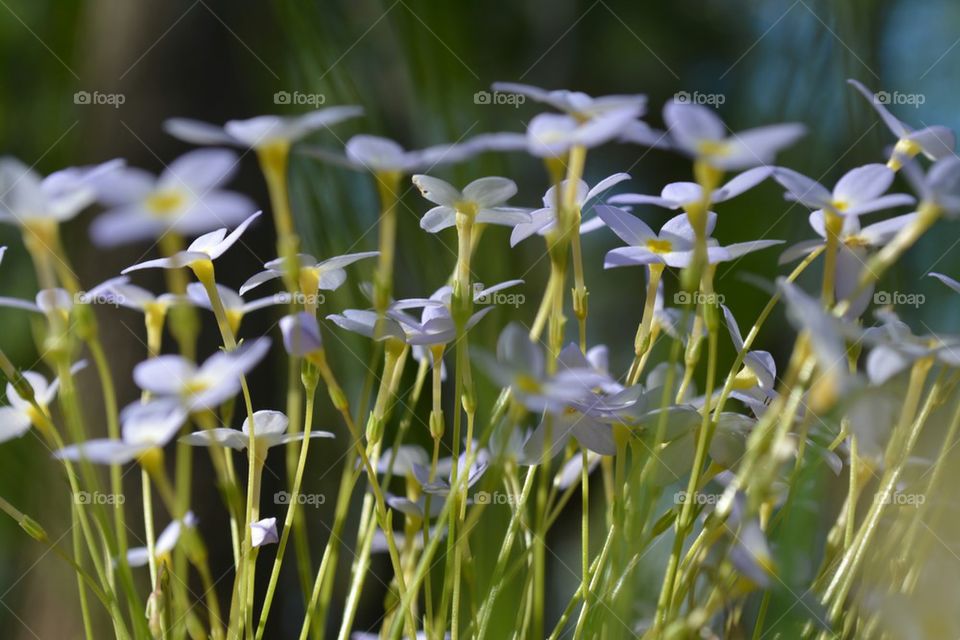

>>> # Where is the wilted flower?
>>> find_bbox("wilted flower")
[412,175,528,232]
[250,517,279,548]
[88,149,255,247]
[279,311,324,358]
[662,100,805,170]
[510,173,629,246]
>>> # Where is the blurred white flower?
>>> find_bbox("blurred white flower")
[609,167,770,211]
[0,363,84,444]
[186,282,288,333]
[773,163,914,218]
[0,157,120,227]
[132,338,271,412]
[164,107,363,149]
[127,512,197,568]
[55,400,187,465]
[663,100,805,170]
[848,79,956,166]
[180,409,333,452]
[88,149,255,247]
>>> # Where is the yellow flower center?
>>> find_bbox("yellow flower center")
[844,234,869,248]
[145,189,188,216]
[514,374,541,394]
[696,140,731,157]
[831,200,849,212]
[646,238,673,254]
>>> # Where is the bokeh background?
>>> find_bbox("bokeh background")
[1,0,959,637]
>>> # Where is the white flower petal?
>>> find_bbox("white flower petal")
[411,175,460,207]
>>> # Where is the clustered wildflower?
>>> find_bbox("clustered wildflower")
[0,76,958,640]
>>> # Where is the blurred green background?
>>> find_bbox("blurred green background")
[1,0,959,637]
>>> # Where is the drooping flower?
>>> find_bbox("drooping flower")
[847,79,956,167]
[411,175,529,232]
[598,208,782,269]
[662,100,805,170]
[122,211,260,274]
[720,305,777,416]
[0,157,120,228]
[279,311,324,358]
[88,149,256,247]
[772,163,914,218]
[250,517,279,548]
[180,409,333,452]
[0,363,85,444]
[186,282,288,333]
[609,167,771,211]
[510,173,630,246]
[164,107,364,149]
[127,512,198,567]
[132,338,271,412]
[240,251,378,297]
[326,309,406,342]
[55,400,187,465]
